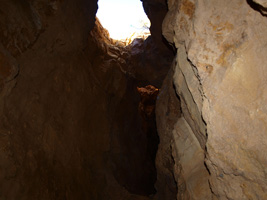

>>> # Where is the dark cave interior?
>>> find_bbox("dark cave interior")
[1,0,266,199]
[0,0,177,199]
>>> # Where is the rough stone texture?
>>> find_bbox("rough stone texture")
[254,0,267,6]
[154,64,181,200]
[248,0,267,15]
[173,46,206,149]
[0,0,97,102]
[0,44,18,108]
[128,36,173,87]
[0,0,174,199]
[160,0,267,199]
[141,0,174,54]
[0,0,42,56]
[172,117,211,200]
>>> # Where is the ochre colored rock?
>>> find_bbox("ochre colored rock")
[158,0,267,199]
[137,85,159,119]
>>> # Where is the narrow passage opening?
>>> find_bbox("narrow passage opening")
[96,0,151,45]
[94,0,162,197]
[137,84,160,174]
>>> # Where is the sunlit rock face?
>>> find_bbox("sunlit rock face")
[158,0,267,199]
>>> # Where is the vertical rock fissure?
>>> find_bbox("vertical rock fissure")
[90,0,174,196]
[92,18,171,197]
[159,0,267,199]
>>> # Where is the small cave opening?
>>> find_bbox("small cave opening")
[96,0,151,45]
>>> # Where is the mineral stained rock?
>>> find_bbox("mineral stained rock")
[157,0,267,199]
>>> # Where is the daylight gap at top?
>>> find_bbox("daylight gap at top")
[96,0,151,43]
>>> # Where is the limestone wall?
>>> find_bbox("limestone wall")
[158,0,267,199]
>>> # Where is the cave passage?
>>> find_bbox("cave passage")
[92,3,163,195]
[108,83,160,196]
[91,0,175,196]
[0,0,175,199]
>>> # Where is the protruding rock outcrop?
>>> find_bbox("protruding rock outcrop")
[156,0,267,199]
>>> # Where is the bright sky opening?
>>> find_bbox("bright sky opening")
[96,0,151,40]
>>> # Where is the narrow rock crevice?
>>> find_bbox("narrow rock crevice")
[247,0,267,16]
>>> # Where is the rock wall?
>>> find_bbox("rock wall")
[141,0,174,54]
[154,64,181,200]
[4,0,266,199]
[156,0,267,199]
[0,0,173,199]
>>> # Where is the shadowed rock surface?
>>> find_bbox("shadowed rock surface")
[0,0,267,200]
[0,0,172,199]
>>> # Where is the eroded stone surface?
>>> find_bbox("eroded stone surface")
[0,44,18,107]
[254,0,267,6]
[0,0,173,199]
[172,117,211,200]
[142,0,173,53]
[154,64,181,200]
[159,0,267,199]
